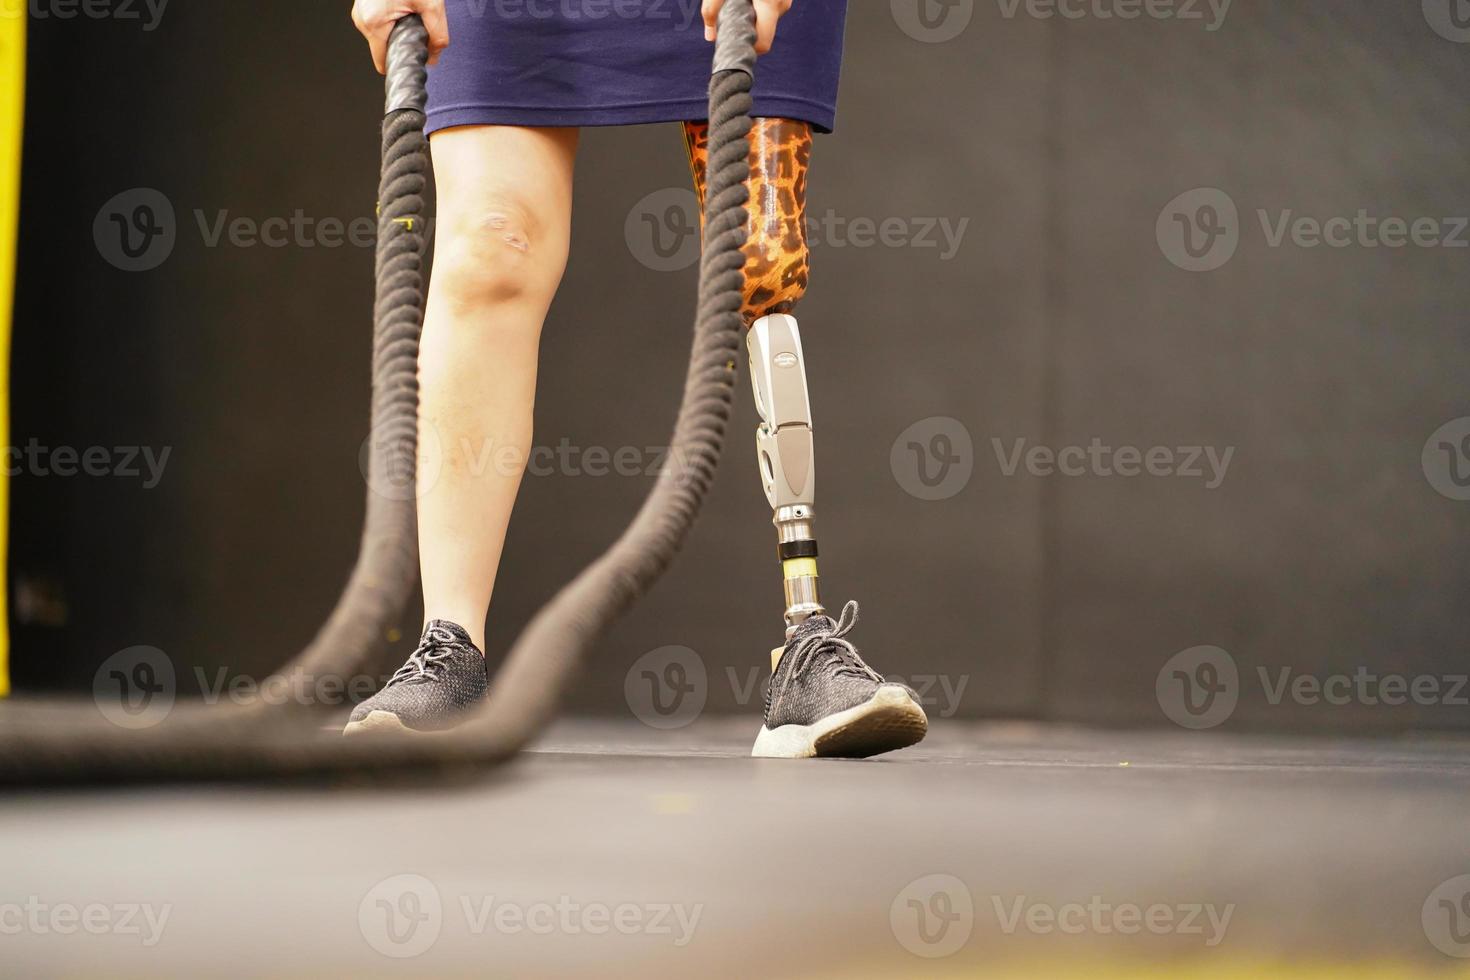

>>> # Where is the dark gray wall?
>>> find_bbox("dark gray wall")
[12,0,1470,732]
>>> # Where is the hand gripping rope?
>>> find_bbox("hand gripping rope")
[0,1,761,785]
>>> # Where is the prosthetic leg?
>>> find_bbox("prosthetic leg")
[685,117,928,758]
[684,118,823,636]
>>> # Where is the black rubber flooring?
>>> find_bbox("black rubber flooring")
[4,719,1470,977]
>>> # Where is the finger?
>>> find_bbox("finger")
[702,0,724,42]
[753,0,791,54]
[416,1,451,65]
[368,26,389,75]
[349,5,387,74]
[753,0,781,54]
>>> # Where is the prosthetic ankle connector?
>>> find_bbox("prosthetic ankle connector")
[748,314,825,631]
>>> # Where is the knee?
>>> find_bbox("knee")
[433,199,568,314]
[741,220,810,323]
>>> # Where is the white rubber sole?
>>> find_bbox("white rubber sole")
[751,684,929,759]
[341,710,413,737]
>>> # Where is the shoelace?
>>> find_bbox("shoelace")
[772,600,883,705]
[385,626,460,688]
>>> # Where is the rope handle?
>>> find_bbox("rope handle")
[385,14,429,116]
[713,0,758,76]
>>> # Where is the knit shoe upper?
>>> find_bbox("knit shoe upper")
[763,601,917,730]
[346,621,488,733]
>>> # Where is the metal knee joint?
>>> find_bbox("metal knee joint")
[748,313,824,630]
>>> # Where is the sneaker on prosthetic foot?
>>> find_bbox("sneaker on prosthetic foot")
[751,601,928,759]
[342,621,488,735]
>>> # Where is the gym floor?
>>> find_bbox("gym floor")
[5,719,1470,977]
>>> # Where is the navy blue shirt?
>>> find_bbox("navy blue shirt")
[426,0,849,134]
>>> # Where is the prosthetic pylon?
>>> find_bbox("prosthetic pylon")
[747,312,824,635]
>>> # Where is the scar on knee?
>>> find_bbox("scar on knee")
[484,213,530,253]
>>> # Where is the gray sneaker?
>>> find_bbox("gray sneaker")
[751,601,928,759]
[343,621,488,735]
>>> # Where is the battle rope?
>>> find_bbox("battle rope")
[287,22,431,687]
[0,2,759,784]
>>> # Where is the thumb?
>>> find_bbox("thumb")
[702,0,725,41]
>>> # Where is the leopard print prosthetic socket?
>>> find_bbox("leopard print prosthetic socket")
[683,117,812,325]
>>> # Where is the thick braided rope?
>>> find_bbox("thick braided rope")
[278,16,434,688]
[279,107,428,687]
[0,111,434,776]
[0,28,760,782]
